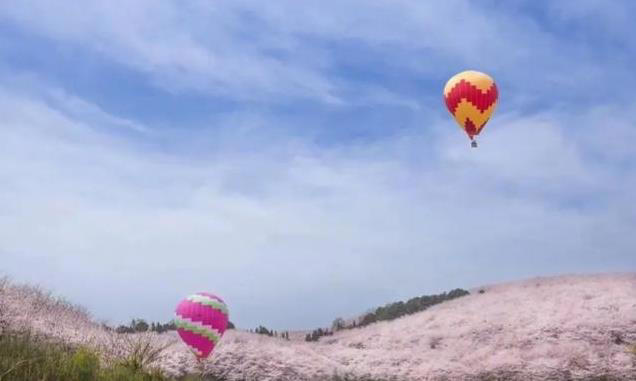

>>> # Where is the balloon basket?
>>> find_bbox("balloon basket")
[471,141,478,148]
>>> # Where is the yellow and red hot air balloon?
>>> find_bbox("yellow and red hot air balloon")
[443,70,498,148]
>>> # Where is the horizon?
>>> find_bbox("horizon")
[1,1,635,331]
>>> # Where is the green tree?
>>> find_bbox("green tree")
[134,319,149,332]
[360,313,377,326]
[332,317,345,331]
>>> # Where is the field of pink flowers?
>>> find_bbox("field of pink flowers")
[1,273,635,380]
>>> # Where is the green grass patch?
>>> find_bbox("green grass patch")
[0,330,204,381]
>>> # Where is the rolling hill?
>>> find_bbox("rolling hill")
[1,273,634,380]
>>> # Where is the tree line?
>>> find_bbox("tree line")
[328,288,470,335]
[112,319,235,334]
[108,288,469,340]
[305,327,333,342]
[248,325,290,340]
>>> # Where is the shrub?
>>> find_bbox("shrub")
[115,333,175,373]
[0,277,8,335]
[0,330,92,381]
[69,348,101,381]
[0,329,196,381]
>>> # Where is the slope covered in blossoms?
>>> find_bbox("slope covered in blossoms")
[1,273,634,380]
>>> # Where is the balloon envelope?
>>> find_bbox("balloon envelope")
[175,292,229,359]
[443,70,498,141]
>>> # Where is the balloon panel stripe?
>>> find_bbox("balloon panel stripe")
[443,70,494,94]
[175,317,221,343]
[452,100,496,133]
[175,313,223,336]
[177,328,215,358]
[186,295,229,315]
[176,299,229,329]
[445,79,498,114]
[196,292,225,303]
[464,119,477,138]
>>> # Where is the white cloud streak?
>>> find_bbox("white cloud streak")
[2,1,633,104]
[1,0,635,329]
[1,78,634,329]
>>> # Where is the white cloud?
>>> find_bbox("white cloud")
[0,0,339,102]
[1,78,634,328]
[2,1,632,104]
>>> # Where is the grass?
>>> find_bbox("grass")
[0,330,204,381]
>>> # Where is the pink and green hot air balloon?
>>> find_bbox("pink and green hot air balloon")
[175,292,229,360]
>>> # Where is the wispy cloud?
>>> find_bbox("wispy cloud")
[0,1,635,330]
[2,1,633,105]
[1,77,634,329]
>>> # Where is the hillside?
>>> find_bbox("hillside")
[1,273,635,380]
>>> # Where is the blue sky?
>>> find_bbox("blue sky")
[1,1,635,330]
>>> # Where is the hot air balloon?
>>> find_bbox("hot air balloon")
[175,292,229,360]
[443,70,498,148]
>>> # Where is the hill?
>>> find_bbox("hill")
[1,273,635,380]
